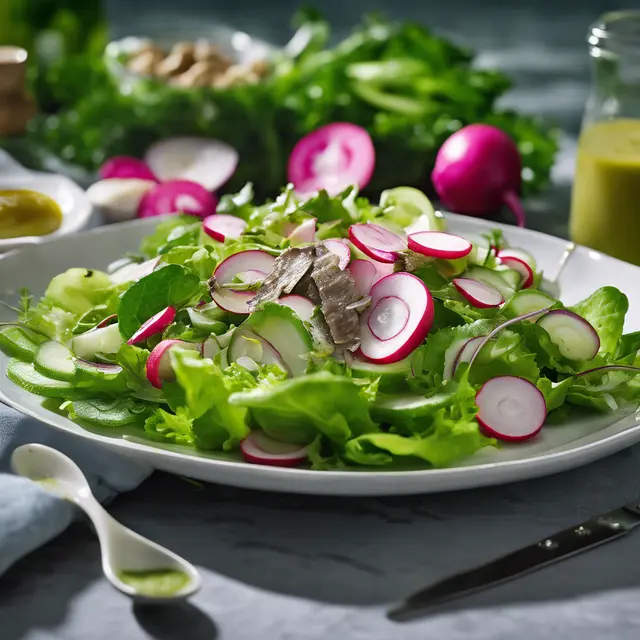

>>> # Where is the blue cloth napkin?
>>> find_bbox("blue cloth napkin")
[0,402,151,576]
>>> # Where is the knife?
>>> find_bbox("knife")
[388,499,640,621]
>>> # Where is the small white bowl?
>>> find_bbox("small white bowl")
[0,150,93,252]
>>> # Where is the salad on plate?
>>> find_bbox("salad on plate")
[1,182,639,471]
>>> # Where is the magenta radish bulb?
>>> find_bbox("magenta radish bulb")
[432,124,527,227]
[99,156,158,182]
[137,180,218,219]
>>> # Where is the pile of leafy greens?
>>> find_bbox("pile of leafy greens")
[3,6,557,199]
[1,183,638,471]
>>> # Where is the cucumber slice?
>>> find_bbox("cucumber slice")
[494,266,522,290]
[347,356,411,391]
[244,304,312,377]
[0,325,46,362]
[502,290,556,319]
[465,266,516,300]
[372,392,451,423]
[186,308,227,334]
[216,346,229,369]
[7,360,85,398]
[71,323,123,361]
[34,341,76,382]
[380,186,444,233]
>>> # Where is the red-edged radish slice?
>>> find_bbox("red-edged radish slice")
[467,307,553,371]
[498,254,534,289]
[372,261,395,283]
[323,239,351,270]
[452,278,504,308]
[236,269,268,285]
[229,329,287,371]
[95,314,118,329]
[407,231,472,259]
[76,359,123,375]
[211,250,276,314]
[443,338,470,381]
[240,431,309,467]
[498,248,536,271]
[577,364,640,377]
[277,295,315,322]
[287,218,317,246]
[453,336,485,375]
[202,214,247,242]
[86,178,157,222]
[146,339,201,388]
[99,156,158,182]
[145,137,239,191]
[348,259,377,297]
[288,122,375,197]
[476,376,547,442]
[359,273,434,364]
[348,223,405,263]
[137,179,218,219]
[127,306,176,345]
[536,309,600,361]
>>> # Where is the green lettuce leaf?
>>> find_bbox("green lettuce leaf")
[571,286,628,356]
[117,264,202,340]
[44,268,114,315]
[161,245,218,280]
[229,371,379,445]
[536,377,573,412]
[139,214,201,257]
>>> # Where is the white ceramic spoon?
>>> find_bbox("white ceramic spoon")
[11,443,201,603]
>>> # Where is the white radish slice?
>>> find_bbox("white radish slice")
[76,359,123,375]
[109,257,159,285]
[498,254,534,289]
[577,364,640,377]
[211,250,276,314]
[146,339,201,388]
[277,295,315,322]
[287,122,375,197]
[407,231,472,259]
[536,309,600,361]
[442,338,470,381]
[99,156,158,181]
[359,272,434,364]
[229,328,287,371]
[367,296,410,341]
[372,261,396,283]
[86,178,156,222]
[240,431,309,467]
[95,314,118,329]
[287,218,317,246]
[348,259,377,297]
[453,336,485,375]
[348,223,405,263]
[499,248,536,271]
[323,239,351,270]
[235,269,267,285]
[202,331,234,359]
[145,137,239,191]
[202,214,247,242]
[127,306,176,345]
[475,376,547,442]
[452,278,504,308]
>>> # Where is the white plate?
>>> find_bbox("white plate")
[1,215,639,496]
[0,152,93,252]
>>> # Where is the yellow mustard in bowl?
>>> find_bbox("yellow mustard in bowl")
[0,189,63,239]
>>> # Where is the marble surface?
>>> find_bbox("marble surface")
[5,2,640,639]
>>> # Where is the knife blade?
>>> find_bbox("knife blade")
[388,499,640,621]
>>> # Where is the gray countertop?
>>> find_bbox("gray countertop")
[5,2,640,639]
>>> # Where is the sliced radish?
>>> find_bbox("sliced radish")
[443,338,470,382]
[137,180,218,219]
[146,339,201,388]
[536,310,600,361]
[229,329,287,372]
[99,156,158,182]
[202,334,225,359]
[452,278,504,308]
[359,273,433,364]
[95,314,118,329]
[348,223,405,263]
[288,122,375,197]
[498,248,536,271]
[109,257,159,285]
[577,364,640,377]
[323,239,351,270]
[240,431,309,467]
[287,218,317,246]
[235,270,267,285]
[202,214,247,242]
[145,137,239,191]
[476,376,547,442]
[348,259,377,297]
[453,336,485,375]
[277,295,315,322]
[86,178,156,222]
[407,231,472,260]
[498,254,534,289]
[127,306,176,345]
[76,359,123,375]
[211,250,276,315]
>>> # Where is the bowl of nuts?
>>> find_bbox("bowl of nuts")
[105,24,273,91]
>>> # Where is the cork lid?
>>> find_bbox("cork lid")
[0,46,35,135]
[0,47,28,95]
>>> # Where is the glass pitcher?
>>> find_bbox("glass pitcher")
[570,10,640,265]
